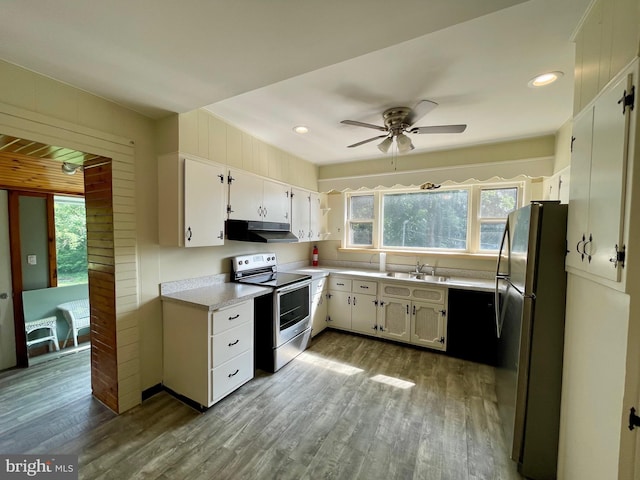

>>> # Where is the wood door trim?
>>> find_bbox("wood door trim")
[46,194,57,288]
[8,191,27,367]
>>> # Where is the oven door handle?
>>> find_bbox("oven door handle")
[276,279,312,294]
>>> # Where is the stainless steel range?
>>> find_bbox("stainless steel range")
[231,253,312,372]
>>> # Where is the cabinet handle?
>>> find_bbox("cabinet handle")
[353,297,357,306]
[263,207,268,217]
[218,230,224,240]
[439,309,446,316]
[228,369,239,378]
[360,285,369,289]
[186,227,192,242]
[348,296,351,305]
[406,304,409,314]
[258,206,263,217]
[336,282,345,286]
[412,305,416,315]
[228,314,240,320]
[228,339,239,347]
[583,233,593,263]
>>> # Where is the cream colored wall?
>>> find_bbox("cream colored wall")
[319,135,555,180]
[554,119,573,173]
[177,109,318,191]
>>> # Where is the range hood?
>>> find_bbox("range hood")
[226,220,299,243]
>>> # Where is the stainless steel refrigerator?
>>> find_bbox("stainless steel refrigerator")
[495,201,567,480]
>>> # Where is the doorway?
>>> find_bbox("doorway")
[0,120,137,414]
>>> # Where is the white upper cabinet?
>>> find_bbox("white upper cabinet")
[228,170,290,223]
[158,153,226,247]
[291,188,323,242]
[567,61,635,282]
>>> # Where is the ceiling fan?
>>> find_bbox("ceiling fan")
[340,100,467,153]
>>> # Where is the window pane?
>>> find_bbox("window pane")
[480,222,506,251]
[54,196,88,286]
[350,223,373,245]
[480,188,518,218]
[382,190,468,249]
[350,195,374,220]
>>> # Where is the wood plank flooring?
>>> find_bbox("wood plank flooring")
[0,331,523,480]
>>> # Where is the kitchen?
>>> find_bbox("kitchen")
[1,0,640,479]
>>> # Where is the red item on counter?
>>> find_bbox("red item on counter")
[312,245,319,266]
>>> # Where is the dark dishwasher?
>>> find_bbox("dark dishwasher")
[447,288,498,366]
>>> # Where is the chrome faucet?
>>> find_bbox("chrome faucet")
[415,261,426,274]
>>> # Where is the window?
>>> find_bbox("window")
[344,183,521,254]
[382,190,468,249]
[478,187,518,251]
[54,196,88,286]
[348,194,374,246]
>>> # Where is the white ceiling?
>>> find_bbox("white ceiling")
[1,0,591,165]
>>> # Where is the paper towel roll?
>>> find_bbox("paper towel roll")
[379,252,386,272]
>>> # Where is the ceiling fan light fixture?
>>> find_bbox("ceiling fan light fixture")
[396,133,414,153]
[378,136,393,153]
[528,71,564,88]
[61,162,82,175]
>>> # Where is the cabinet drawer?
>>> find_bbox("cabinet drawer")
[211,300,253,335]
[382,283,412,298]
[211,321,253,367]
[352,279,377,295]
[211,349,253,404]
[329,277,351,292]
[412,286,445,304]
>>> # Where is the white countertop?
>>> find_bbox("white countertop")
[161,282,271,310]
[290,266,495,293]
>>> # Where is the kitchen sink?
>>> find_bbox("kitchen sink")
[386,271,413,279]
[418,274,450,283]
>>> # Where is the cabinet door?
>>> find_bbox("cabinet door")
[311,291,328,337]
[587,71,631,281]
[411,301,446,351]
[378,297,410,342]
[351,293,378,335]
[263,179,290,224]
[309,192,321,242]
[566,107,594,270]
[228,170,263,221]
[291,187,309,241]
[184,158,225,247]
[327,291,352,330]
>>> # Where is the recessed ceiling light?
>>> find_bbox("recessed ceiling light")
[293,125,309,134]
[528,71,564,88]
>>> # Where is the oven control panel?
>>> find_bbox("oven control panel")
[232,253,277,273]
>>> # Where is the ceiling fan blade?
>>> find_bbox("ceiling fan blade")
[340,120,387,132]
[409,124,467,134]
[407,100,438,126]
[347,135,389,148]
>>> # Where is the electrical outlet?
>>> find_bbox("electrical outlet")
[27,254,37,265]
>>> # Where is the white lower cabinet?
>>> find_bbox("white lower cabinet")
[163,299,254,409]
[327,277,378,334]
[411,301,447,351]
[378,298,410,341]
[324,276,448,352]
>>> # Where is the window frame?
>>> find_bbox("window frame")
[344,181,523,255]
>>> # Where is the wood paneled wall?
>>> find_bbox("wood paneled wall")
[84,160,118,412]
